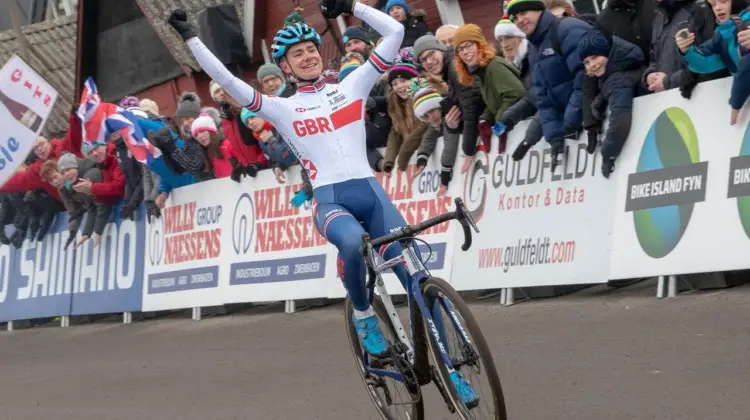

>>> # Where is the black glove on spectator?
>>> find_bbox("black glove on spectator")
[36,212,55,241]
[563,126,581,140]
[512,141,532,161]
[10,229,25,249]
[120,202,136,221]
[231,165,244,183]
[0,230,9,245]
[149,127,177,155]
[586,128,599,155]
[27,215,39,239]
[167,9,197,41]
[220,102,232,120]
[64,231,76,250]
[145,200,161,224]
[680,77,699,99]
[245,164,259,178]
[320,0,355,19]
[416,154,428,169]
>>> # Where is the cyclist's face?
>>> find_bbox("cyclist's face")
[282,41,322,81]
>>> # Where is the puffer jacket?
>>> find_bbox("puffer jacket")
[596,0,655,64]
[442,48,487,156]
[528,10,591,145]
[590,36,645,159]
[642,0,723,92]
[90,142,125,205]
[401,10,430,48]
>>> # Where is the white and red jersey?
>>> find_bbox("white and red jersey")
[186,3,404,189]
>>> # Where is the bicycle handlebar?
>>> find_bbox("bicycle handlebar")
[364,197,480,253]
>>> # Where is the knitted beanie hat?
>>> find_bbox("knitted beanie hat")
[175,92,202,120]
[257,63,285,83]
[191,113,218,137]
[578,30,611,60]
[409,78,443,120]
[343,25,372,45]
[387,62,420,85]
[413,34,447,59]
[386,0,410,14]
[82,140,106,155]
[209,80,223,102]
[118,96,140,109]
[495,17,526,39]
[139,98,160,116]
[453,24,489,49]
[339,52,365,82]
[505,0,546,18]
[58,153,78,172]
[240,108,257,127]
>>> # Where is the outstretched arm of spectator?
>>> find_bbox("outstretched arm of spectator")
[642,24,661,89]
[142,164,160,201]
[560,22,588,131]
[62,109,83,157]
[367,147,384,172]
[582,75,601,130]
[170,139,206,175]
[601,73,635,160]
[501,94,537,129]
[682,34,727,74]
[534,86,565,145]
[81,203,97,238]
[91,166,126,200]
[68,205,85,235]
[92,203,112,236]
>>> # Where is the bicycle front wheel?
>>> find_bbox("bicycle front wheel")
[345,296,424,420]
[421,277,507,420]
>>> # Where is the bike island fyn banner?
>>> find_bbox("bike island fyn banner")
[608,78,750,278]
[0,55,58,186]
[451,123,616,290]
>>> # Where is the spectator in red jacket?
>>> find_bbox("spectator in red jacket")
[190,113,241,180]
[0,110,83,199]
[73,136,125,205]
[209,81,269,178]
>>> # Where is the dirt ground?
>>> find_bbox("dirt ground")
[0,279,748,420]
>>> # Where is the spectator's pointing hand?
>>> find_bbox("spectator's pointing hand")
[168,9,197,41]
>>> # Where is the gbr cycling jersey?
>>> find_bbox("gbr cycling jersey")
[185,3,404,189]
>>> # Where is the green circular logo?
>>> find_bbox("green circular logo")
[633,107,699,258]
[736,124,750,237]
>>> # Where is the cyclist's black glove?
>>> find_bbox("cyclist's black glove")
[168,9,197,41]
[320,0,355,19]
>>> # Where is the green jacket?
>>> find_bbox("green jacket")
[476,57,525,124]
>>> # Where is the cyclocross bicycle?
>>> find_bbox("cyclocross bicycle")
[345,197,507,420]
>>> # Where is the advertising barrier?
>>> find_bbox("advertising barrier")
[453,123,617,290]
[608,78,750,278]
[5,77,750,323]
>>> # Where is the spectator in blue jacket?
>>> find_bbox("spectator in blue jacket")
[137,118,197,209]
[677,0,750,125]
[507,0,591,171]
[579,30,645,178]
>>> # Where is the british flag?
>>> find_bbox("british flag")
[77,77,161,164]
[105,110,162,164]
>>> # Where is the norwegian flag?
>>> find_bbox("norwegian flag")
[105,110,162,164]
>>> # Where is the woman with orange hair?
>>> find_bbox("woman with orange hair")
[453,24,525,154]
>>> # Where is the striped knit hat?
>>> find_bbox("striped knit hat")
[505,0,545,18]
[387,62,419,85]
[339,52,365,82]
[409,78,443,120]
[495,16,525,39]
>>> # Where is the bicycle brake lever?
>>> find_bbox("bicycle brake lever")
[454,198,480,233]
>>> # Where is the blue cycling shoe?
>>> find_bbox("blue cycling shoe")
[450,371,479,408]
[353,314,390,357]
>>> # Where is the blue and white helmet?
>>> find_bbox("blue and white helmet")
[272,23,322,62]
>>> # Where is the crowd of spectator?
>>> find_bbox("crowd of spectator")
[1,0,748,249]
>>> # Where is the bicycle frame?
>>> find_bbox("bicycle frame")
[361,238,473,383]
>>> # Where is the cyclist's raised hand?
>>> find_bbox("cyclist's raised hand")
[168,9,197,41]
[320,0,355,19]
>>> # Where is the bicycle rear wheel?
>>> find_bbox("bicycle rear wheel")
[421,277,507,420]
[345,296,424,420]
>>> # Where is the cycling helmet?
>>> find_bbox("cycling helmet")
[272,23,322,62]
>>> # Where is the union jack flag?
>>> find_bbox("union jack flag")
[77,77,161,164]
[105,110,162,164]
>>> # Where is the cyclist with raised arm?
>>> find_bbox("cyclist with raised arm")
[167,0,477,405]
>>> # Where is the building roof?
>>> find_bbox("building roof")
[0,14,77,137]
[137,0,246,71]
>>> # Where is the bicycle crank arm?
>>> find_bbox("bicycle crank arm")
[431,365,457,414]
